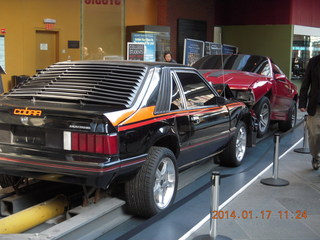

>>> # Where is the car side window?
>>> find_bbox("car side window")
[176,72,215,108]
[272,63,283,75]
[170,78,183,111]
[258,61,272,77]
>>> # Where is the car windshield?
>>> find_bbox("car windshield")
[193,54,270,75]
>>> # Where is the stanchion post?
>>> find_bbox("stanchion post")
[261,133,289,186]
[195,172,232,240]
[210,172,220,239]
[294,115,310,154]
[272,133,280,180]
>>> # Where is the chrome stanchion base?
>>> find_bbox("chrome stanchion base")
[192,234,232,240]
[294,148,310,154]
[260,178,289,186]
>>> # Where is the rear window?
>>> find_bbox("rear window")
[4,62,147,108]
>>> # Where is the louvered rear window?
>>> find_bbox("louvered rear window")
[4,61,147,108]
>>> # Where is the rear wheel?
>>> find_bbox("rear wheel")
[278,100,297,132]
[220,121,247,167]
[125,146,178,218]
[254,97,271,138]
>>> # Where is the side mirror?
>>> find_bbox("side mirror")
[213,83,234,99]
[215,96,226,105]
[204,96,226,106]
[274,74,286,81]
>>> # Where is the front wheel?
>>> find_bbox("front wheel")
[125,146,178,218]
[254,97,271,138]
[278,100,297,132]
[220,121,247,167]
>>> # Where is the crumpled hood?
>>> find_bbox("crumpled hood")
[200,69,267,90]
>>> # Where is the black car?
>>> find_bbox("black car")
[0,61,252,217]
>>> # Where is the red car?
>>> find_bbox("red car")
[193,54,298,137]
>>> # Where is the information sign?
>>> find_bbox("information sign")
[127,42,145,61]
[183,38,204,66]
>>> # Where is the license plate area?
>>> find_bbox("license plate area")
[12,126,45,146]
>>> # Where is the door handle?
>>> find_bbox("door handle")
[191,115,200,124]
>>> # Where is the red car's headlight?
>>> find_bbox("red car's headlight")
[232,90,255,103]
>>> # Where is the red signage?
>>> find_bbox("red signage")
[85,0,121,5]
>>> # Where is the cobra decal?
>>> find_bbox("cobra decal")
[13,107,42,117]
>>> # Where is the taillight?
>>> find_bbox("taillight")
[64,131,118,155]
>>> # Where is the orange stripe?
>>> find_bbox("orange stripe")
[107,103,243,129]
[118,105,225,131]
[121,106,156,125]
[105,109,135,126]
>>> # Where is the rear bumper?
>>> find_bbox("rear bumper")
[0,145,146,189]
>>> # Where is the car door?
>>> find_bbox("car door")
[173,69,230,168]
[271,63,294,116]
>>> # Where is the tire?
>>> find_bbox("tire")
[125,146,178,218]
[0,174,20,188]
[254,97,271,138]
[220,121,247,167]
[278,100,297,132]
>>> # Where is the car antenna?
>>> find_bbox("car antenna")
[219,34,226,99]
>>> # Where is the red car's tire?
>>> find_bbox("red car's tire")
[278,100,297,132]
[254,97,271,138]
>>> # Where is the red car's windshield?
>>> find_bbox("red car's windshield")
[193,54,270,75]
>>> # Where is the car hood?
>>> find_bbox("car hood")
[200,69,267,90]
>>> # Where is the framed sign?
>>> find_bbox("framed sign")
[205,42,222,55]
[68,40,80,49]
[132,33,155,62]
[183,38,204,66]
[222,44,238,54]
[127,42,145,61]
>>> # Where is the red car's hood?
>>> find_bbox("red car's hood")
[200,69,267,90]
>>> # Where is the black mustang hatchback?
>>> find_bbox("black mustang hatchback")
[0,61,252,217]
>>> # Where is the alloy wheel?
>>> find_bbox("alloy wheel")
[236,125,247,161]
[153,157,176,209]
[259,103,270,133]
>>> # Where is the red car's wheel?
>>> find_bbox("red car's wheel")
[279,100,297,132]
[254,97,271,138]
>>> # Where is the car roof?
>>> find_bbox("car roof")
[68,60,184,68]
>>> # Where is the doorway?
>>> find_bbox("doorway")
[36,31,58,72]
